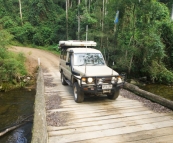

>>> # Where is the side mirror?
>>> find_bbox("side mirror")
[120,72,127,82]
[66,62,71,66]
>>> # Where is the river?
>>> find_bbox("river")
[0,88,35,143]
[140,84,173,101]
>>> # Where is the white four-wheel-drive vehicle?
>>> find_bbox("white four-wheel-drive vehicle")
[59,40,125,103]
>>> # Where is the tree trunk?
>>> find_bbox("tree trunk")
[68,0,69,8]
[19,0,23,26]
[105,0,108,16]
[0,122,26,137]
[66,0,68,40]
[89,0,90,13]
[78,0,81,40]
[85,0,87,11]
[102,0,104,32]
[128,56,133,74]
[70,0,72,8]
[0,114,33,137]
[124,82,173,110]
[171,4,173,20]
[100,0,105,49]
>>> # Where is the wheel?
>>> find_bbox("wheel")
[107,88,120,100]
[61,72,67,85]
[73,82,84,103]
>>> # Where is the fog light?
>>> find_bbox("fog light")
[82,77,86,82]
[117,77,122,83]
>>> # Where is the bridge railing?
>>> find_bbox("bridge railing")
[31,67,48,143]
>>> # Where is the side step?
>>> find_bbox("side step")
[64,78,71,86]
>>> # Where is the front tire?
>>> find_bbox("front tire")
[73,82,84,103]
[107,88,120,100]
[61,72,67,85]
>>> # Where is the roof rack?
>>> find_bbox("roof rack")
[59,40,97,49]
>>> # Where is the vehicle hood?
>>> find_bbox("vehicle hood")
[73,65,119,76]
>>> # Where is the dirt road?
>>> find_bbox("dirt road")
[10,46,173,143]
[10,46,59,73]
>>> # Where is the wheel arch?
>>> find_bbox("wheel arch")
[71,75,78,84]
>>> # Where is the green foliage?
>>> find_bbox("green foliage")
[11,22,36,43]
[0,16,17,28]
[160,21,173,69]
[149,61,173,83]
[0,29,26,84]
[82,11,97,25]
[32,26,52,46]
[0,30,13,48]
[0,51,27,83]
[1,0,173,84]
[109,0,173,83]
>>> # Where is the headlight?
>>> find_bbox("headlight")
[111,77,118,84]
[81,77,94,84]
[87,77,93,83]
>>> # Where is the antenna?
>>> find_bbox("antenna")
[112,62,114,75]
[86,25,88,49]
[85,25,88,75]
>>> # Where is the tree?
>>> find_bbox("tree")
[19,0,23,26]
[66,0,69,40]
[1,0,173,83]
[78,0,81,40]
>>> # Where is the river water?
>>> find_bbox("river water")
[0,88,35,143]
[140,84,173,101]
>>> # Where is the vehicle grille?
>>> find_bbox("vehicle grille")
[96,77,112,84]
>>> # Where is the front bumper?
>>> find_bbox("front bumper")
[81,82,124,94]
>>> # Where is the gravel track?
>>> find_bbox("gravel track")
[120,89,172,113]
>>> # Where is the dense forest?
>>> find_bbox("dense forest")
[1,0,173,85]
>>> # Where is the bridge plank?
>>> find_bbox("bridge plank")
[48,116,173,136]
[73,127,173,143]
[47,113,172,131]
[47,103,148,113]
[48,120,173,143]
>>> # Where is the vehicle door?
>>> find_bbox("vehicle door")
[60,50,68,77]
[65,52,72,80]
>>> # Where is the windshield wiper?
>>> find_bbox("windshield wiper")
[78,63,85,66]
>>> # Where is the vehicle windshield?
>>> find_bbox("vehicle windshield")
[74,53,105,66]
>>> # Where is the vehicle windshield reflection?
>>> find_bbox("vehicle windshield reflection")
[74,53,105,66]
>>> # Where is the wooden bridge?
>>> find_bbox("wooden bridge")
[44,70,173,143]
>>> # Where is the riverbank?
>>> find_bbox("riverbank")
[140,84,173,101]
[0,88,36,142]
[7,46,61,143]
[0,46,38,142]
[0,46,38,92]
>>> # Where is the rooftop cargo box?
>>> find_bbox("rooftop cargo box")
[59,40,97,49]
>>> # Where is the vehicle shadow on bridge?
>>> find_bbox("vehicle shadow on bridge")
[84,95,114,103]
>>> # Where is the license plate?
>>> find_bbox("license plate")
[102,84,112,89]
